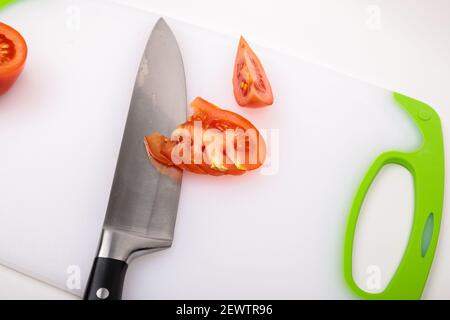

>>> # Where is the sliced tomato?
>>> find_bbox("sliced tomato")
[144,133,176,167]
[0,22,27,96]
[233,36,273,108]
[144,97,266,176]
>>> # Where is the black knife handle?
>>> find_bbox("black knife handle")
[83,257,128,300]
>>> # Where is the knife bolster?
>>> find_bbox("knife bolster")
[97,228,173,263]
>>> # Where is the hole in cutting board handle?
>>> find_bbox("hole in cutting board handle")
[352,164,414,294]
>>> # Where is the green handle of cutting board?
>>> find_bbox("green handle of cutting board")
[0,0,16,9]
[344,92,445,300]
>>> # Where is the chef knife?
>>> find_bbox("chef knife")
[83,18,186,300]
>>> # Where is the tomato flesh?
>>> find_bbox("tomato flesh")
[233,36,273,108]
[145,97,266,176]
[144,133,176,167]
[0,33,16,64]
[0,22,27,96]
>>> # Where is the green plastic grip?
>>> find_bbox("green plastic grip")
[344,92,445,300]
[0,0,16,9]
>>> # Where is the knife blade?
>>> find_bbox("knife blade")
[84,18,186,300]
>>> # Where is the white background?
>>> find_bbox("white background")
[0,0,449,299]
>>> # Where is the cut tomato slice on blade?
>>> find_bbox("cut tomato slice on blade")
[144,133,176,167]
[144,97,266,176]
[0,22,27,96]
[232,36,273,108]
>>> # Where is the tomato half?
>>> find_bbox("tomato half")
[0,22,27,96]
[233,36,273,108]
[145,97,266,176]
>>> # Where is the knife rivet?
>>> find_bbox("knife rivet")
[96,288,110,300]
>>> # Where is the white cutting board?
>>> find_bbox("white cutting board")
[0,0,425,299]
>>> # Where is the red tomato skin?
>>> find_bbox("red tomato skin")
[0,22,27,96]
[145,97,266,176]
[232,36,274,108]
[0,71,21,95]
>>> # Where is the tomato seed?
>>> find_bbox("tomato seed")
[0,33,16,65]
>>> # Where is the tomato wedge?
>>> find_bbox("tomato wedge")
[233,36,273,108]
[145,97,266,176]
[0,22,27,96]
